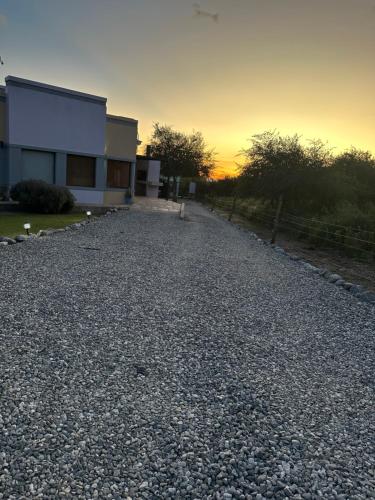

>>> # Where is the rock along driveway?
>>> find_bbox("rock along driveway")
[0,202,374,499]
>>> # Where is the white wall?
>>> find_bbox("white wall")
[6,77,106,156]
[0,97,6,142]
[146,160,161,198]
[69,189,104,204]
[147,160,161,183]
[136,158,161,198]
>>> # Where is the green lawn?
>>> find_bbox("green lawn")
[0,212,85,237]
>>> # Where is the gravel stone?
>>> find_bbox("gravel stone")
[359,291,375,304]
[343,282,354,290]
[349,284,365,296]
[302,262,320,273]
[272,246,286,254]
[0,236,17,244]
[0,201,373,499]
[15,234,28,242]
[335,279,345,287]
[288,254,301,261]
[326,273,342,283]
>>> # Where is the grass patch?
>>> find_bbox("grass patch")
[0,212,85,238]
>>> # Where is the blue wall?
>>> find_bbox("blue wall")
[0,145,7,193]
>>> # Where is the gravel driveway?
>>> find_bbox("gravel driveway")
[0,202,374,499]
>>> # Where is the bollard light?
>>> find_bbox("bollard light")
[23,223,31,236]
[86,211,92,221]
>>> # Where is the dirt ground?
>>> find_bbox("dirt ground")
[212,206,375,292]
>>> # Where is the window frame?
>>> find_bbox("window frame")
[106,159,131,189]
[66,154,96,188]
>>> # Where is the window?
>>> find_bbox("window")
[67,155,96,187]
[107,160,131,189]
[136,169,147,182]
[22,150,55,184]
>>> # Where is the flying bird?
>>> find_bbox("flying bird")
[193,3,219,23]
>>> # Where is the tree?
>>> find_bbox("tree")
[240,131,306,206]
[331,148,375,207]
[239,132,336,241]
[239,131,340,212]
[149,123,215,200]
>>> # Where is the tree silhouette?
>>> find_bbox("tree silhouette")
[149,123,215,200]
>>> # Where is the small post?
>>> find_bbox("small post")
[86,211,92,222]
[228,195,237,221]
[180,202,185,220]
[271,194,284,244]
[23,223,31,236]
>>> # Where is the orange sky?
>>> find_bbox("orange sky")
[1,0,374,179]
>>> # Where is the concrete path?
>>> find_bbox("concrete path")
[132,197,181,213]
[0,202,374,499]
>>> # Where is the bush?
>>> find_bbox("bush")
[10,180,75,213]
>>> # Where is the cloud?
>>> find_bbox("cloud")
[0,13,7,27]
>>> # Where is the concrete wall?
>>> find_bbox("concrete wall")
[0,97,6,142]
[0,90,6,191]
[104,191,126,205]
[69,189,104,205]
[43,179,127,206]
[6,76,107,156]
[106,116,138,161]
[147,160,161,183]
[136,158,161,198]
[146,160,160,198]
[0,146,6,191]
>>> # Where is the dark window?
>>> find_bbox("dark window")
[107,160,131,189]
[135,182,146,196]
[22,150,55,184]
[136,169,147,181]
[67,155,96,187]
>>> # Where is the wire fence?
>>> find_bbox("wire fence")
[207,196,375,260]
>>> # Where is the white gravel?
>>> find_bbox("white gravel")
[0,201,374,499]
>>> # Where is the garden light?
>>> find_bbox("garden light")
[23,223,31,236]
[86,211,92,221]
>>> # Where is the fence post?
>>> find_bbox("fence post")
[271,194,284,244]
[228,195,237,221]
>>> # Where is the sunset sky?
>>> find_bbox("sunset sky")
[0,0,374,178]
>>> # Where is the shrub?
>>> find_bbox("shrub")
[10,179,75,213]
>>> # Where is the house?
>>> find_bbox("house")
[0,76,161,204]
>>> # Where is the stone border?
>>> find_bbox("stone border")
[266,242,375,304]
[0,207,128,247]
[209,207,375,306]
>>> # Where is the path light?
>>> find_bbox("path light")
[86,211,92,221]
[23,223,31,236]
